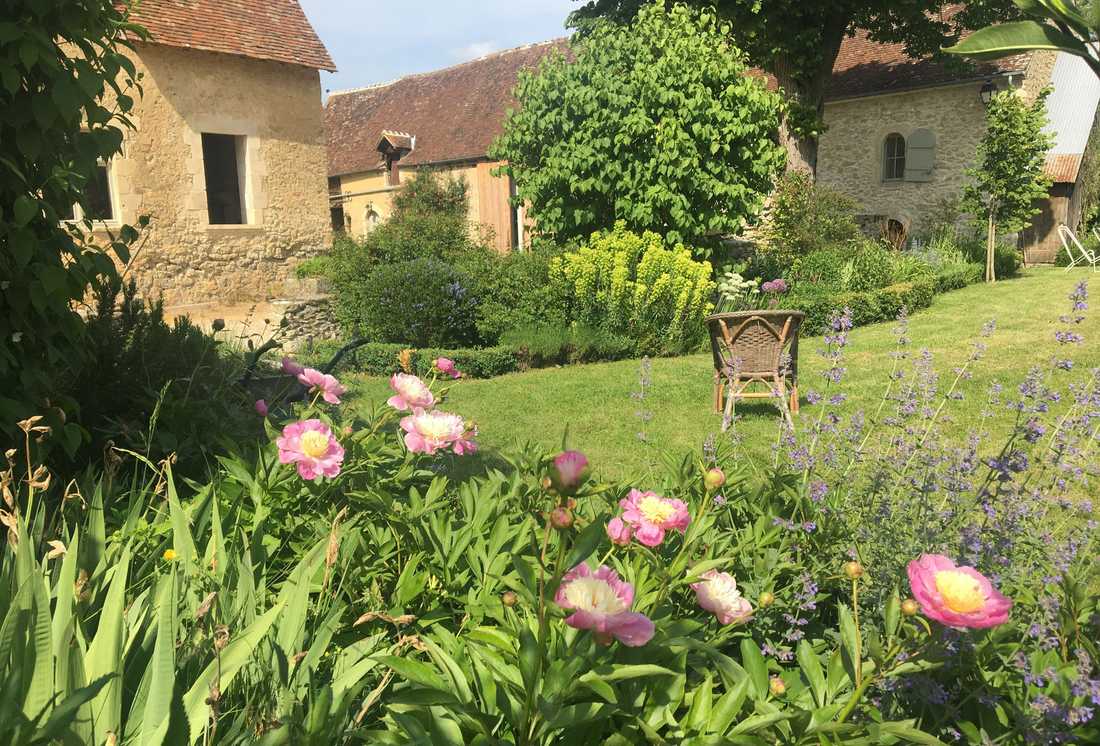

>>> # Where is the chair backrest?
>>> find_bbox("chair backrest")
[707,311,804,377]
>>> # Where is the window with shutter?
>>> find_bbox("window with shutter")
[904,129,936,182]
[882,133,906,181]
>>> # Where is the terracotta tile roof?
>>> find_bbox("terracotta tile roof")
[325,40,568,176]
[1044,153,1082,183]
[127,0,335,72]
[827,28,1029,100]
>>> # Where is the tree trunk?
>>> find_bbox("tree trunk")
[986,209,997,283]
[770,18,849,179]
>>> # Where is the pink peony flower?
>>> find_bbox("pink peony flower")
[618,489,691,547]
[907,554,1012,629]
[692,570,753,626]
[606,516,633,546]
[400,410,467,455]
[551,451,589,494]
[255,399,269,417]
[298,368,347,405]
[434,357,461,379]
[281,356,305,376]
[555,564,655,646]
[387,373,435,412]
[276,419,345,480]
[453,421,478,455]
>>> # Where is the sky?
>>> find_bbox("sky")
[298,0,578,94]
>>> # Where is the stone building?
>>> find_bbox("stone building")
[81,0,334,305]
[816,30,1100,264]
[325,26,1097,263]
[325,41,568,252]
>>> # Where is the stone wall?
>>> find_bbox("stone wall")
[98,43,331,305]
[817,53,1057,239]
[817,81,990,234]
[279,296,341,348]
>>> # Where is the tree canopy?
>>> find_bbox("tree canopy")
[571,0,1020,173]
[962,88,1052,282]
[490,3,785,253]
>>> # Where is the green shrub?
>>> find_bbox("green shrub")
[790,271,974,334]
[65,279,254,477]
[335,258,483,348]
[789,240,911,294]
[848,239,900,291]
[455,247,565,344]
[293,255,331,279]
[756,170,862,266]
[301,340,519,379]
[501,323,635,369]
[960,237,1022,278]
[789,247,851,289]
[549,222,715,354]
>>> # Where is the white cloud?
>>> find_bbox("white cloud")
[455,41,497,61]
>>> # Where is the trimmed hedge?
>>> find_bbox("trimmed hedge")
[296,263,987,380]
[789,263,984,334]
[299,341,520,379]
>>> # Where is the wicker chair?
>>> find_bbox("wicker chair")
[706,310,805,428]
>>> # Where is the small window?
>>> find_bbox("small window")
[883,133,906,181]
[63,161,114,222]
[86,163,114,220]
[202,133,247,224]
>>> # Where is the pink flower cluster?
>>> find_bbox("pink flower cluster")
[387,372,476,456]
[434,357,461,379]
[606,489,690,547]
[907,554,1011,629]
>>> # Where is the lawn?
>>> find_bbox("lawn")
[346,268,1099,481]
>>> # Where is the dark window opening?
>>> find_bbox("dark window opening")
[202,133,245,224]
[331,205,345,233]
[883,133,906,181]
[86,163,114,220]
[386,155,400,186]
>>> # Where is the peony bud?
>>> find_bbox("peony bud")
[769,676,786,696]
[551,451,589,495]
[550,507,573,530]
[901,598,920,617]
[758,591,775,608]
[501,591,518,608]
[844,561,864,580]
[540,476,554,492]
[704,467,726,491]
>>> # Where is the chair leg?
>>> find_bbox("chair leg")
[722,384,736,431]
[714,378,724,415]
[790,381,799,416]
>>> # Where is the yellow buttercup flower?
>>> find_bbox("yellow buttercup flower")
[163,549,178,562]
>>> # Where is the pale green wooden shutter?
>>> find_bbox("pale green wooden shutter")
[904,129,936,182]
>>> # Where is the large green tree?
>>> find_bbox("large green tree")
[1,1,144,449]
[571,0,1020,174]
[490,3,785,251]
[962,88,1052,282]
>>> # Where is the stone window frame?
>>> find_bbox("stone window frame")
[882,132,907,182]
[63,157,122,227]
[185,116,267,231]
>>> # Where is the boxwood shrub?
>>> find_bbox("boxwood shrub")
[789,264,982,334]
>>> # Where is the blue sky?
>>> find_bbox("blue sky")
[298,0,577,93]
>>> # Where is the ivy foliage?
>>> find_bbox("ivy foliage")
[962,88,1053,280]
[491,2,785,255]
[0,1,145,449]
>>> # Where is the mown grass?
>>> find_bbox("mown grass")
[345,268,1100,481]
